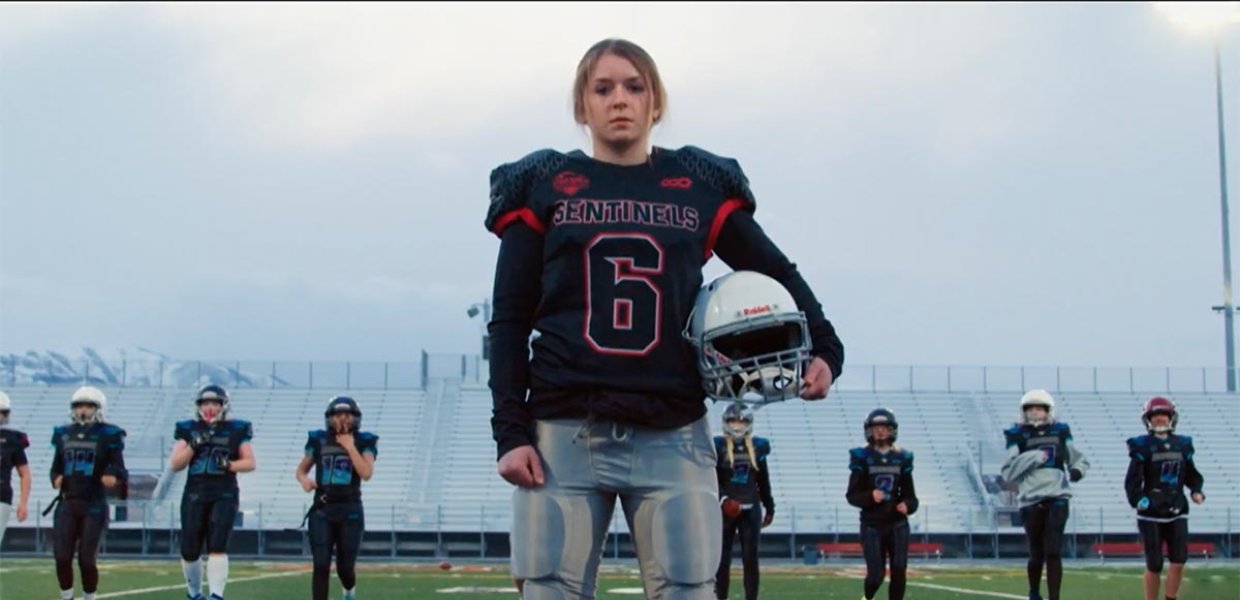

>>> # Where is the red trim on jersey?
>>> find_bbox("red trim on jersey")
[704,198,748,259]
[491,208,547,237]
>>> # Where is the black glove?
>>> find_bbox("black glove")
[190,429,213,450]
[210,452,231,473]
[1069,468,1083,483]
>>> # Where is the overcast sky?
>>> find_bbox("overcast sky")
[2,2,1239,373]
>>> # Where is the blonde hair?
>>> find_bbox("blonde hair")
[572,38,667,126]
[726,434,760,472]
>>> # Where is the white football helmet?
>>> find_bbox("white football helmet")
[70,385,107,425]
[685,271,810,404]
[1020,389,1055,426]
[0,390,10,425]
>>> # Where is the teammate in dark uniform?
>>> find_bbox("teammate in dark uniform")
[0,390,32,546]
[713,403,773,600]
[1000,390,1089,600]
[1125,396,1205,600]
[846,408,918,600]
[486,37,843,600]
[296,396,377,600]
[49,386,127,600]
[169,385,256,600]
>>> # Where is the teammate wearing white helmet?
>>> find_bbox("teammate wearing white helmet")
[1000,389,1089,600]
[49,386,128,600]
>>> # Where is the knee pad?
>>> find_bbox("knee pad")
[648,490,720,586]
[510,489,567,581]
[180,543,202,562]
[1145,554,1164,574]
[520,579,571,600]
[206,533,230,554]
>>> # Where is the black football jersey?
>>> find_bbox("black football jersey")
[0,427,30,504]
[174,419,253,491]
[50,422,126,500]
[305,429,378,502]
[486,146,755,421]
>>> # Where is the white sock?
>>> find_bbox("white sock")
[207,554,229,598]
[183,558,203,597]
[60,590,73,600]
[344,585,356,598]
[83,594,95,600]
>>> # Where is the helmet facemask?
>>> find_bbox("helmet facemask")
[698,317,810,405]
[71,401,102,426]
[722,402,754,440]
[1143,397,1178,434]
[197,399,227,425]
[325,397,362,433]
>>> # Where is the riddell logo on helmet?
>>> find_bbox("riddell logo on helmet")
[553,171,589,196]
[741,304,773,316]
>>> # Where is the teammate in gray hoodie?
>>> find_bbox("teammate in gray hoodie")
[1000,390,1089,600]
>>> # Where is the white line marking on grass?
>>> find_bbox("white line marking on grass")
[57,569,304,599]
[839,570,1026,599]
[907,581,1027,599]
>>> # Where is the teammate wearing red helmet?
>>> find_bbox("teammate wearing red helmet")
[1125,396,1205,600]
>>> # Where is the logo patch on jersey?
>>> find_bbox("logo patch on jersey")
[553,171,590,196]
[660,177,693,189]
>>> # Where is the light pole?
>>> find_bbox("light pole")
[1210,38,1237,392]
[467,299,492,360]
[1158,2,1240,391]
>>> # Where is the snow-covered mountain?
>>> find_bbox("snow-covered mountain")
[0,347,292,388]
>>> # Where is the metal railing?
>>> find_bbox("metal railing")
[4,355,1238,394]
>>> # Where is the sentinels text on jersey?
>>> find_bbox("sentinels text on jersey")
[486,147,756,419]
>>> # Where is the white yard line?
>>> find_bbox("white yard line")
[51,569,305,599]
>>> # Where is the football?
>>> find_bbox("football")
[438,561,452,571]
[721,497,742,518]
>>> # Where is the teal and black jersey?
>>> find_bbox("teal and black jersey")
[1004,422,1073,470]
[50,422,126,500]
[713,435,773,509]
[174,419,252,492]
[305,429,378,502]
[1125,434,1204,521]
[846,446,918,528]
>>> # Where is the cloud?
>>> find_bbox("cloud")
[120,3,1034,154]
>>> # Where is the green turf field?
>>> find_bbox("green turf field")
[0,558,1237,599]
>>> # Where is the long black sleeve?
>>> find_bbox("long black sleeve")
[714,210,844,379]
[1124,458,1144,508]
[487,222,544,461]
[50,436,63,487]
[846,469,876,509]
[757,460,774,511]
[1185,457,1205,497]
[898,470,919,515]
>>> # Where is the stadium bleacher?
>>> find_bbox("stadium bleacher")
[3,383,1237,538]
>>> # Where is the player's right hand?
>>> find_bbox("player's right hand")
[191,429,212,450]
[300,479,317,492]
[1137,497,1150,511]
[53,475,62,490]
[498,445,545,488]
[872,489,886,503]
